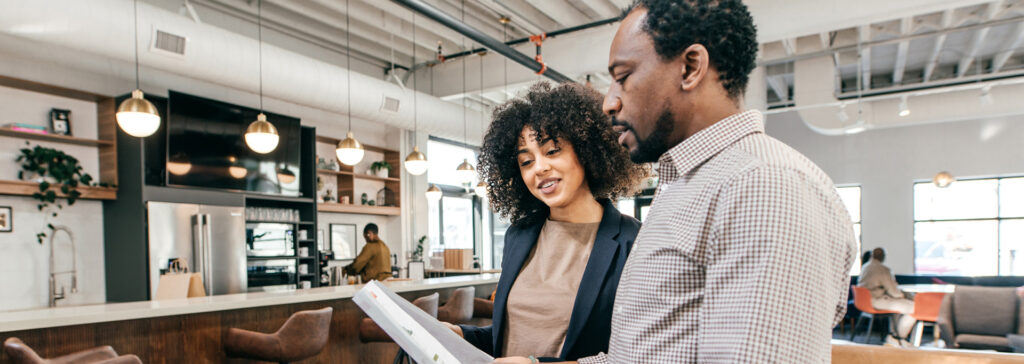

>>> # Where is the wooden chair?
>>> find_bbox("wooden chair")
[909,292,946,347]
[849,285,900,343]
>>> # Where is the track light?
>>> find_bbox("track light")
[898,95,910,117]
[836,103,849,123]
[981,85,994,106]
[844,118,866,135]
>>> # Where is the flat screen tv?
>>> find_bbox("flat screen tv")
[166,91,302,196]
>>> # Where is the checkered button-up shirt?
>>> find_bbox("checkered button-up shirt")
[579,110,855,363]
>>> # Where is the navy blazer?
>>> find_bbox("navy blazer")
[460,199,640,361]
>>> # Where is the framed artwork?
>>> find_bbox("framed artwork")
[50,108,71,136]
[0,206,11,232]
[330,224,357,260]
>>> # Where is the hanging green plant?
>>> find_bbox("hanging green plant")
[16,141,99,244]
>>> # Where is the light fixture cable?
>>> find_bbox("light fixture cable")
[133,0,140,90]
[258,0,263,111]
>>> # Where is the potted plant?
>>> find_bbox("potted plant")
[16,142,101,244]
[369,161,392,178]
[411,235,427,261]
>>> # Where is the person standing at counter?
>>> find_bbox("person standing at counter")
[446,82,647,362]
[344,223,392,283]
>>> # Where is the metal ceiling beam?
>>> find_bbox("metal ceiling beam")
[923,10,952,82]
[992,21,1024,72]
[957,1,1004,77]
[392,0,573,83]
[766,74,789,101]
[522,0,590,28]
[859,25,872,89]
[892,17,914,84]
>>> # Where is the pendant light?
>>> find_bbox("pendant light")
[474,47,487,197]
[454,0,476,185]
[933,171,955,188]
[404,14,429,176]
[116,0,161,138]
[244,0,279,154]
[276,129,296,184]
[167,152,192,176]
[336,0,364,166]
[227,156,248,179]
[426,184,443,202]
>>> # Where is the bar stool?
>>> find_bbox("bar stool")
[437,287,475,324]
[472,297,493,319]
[224,307,333,364]
[3,337,141,364]
[359,293,439,364]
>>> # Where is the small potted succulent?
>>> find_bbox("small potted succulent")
[369,161,392,178]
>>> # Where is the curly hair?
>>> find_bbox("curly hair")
[627,0,758,99]
[478,82,648,227]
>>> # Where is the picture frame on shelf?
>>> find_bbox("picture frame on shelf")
[330,223,357,260]
[49,108,71,136]
[0,206,11,232]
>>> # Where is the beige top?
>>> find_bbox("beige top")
[503,219,600,358]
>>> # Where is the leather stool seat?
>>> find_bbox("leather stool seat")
[473,297,494,318]
[3,337,141,364]
[359,293,439,343]
[437,287,475,324]
[224,307,333,364]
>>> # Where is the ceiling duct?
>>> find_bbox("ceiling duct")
[0,0,484,143]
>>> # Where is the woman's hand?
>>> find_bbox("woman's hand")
[442,322,463,338]
[492,357,532,364]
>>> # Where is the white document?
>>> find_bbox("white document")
[353,281,494,364]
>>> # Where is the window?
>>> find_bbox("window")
[836,186,863,275]
[913,176,1024,276]
[426,138,484,267]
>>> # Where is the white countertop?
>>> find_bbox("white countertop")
[0,274,499,332]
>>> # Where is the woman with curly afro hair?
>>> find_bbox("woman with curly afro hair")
[444,81,647,362]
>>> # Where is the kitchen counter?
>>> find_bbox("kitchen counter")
[0,274,499,332]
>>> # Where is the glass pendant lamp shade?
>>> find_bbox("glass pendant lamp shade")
[474,181,487,197]
[116,89,161,137]
[933,171,954,188]
[166,152,192,176]
[456,159,476,184]
[336,131,364,166]
[277,167,296,184]
[404,146,429,175]
[245,113,279,154]
[228,165,248,179]
[426,184,443,201]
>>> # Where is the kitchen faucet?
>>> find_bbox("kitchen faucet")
[49,225,77,307]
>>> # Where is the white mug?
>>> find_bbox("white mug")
[301,281,311,289]
[298,247,309,257]
[299,264,308,274]
[298,230,308,240]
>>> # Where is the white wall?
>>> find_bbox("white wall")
[0,85,106,311]
[765,111,1024,274]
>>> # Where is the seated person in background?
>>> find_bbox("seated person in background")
[858,247,915,344]
[447,82,647,362]
[344,223,392,282]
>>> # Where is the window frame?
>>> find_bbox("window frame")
[912,175,1024,276]
[835,184,863,275]
[426,136,485,266]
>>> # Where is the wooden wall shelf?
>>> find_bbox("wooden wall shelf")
[0,128,114,147]
[0,180,117,200]
[317,203,400,216]
[316,169,399,182]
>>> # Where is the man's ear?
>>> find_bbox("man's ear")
[680,44,709,92]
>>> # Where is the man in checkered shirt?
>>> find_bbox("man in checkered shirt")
[493,1,856,363]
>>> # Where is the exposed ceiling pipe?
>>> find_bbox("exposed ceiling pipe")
[441,17,620,61]
[391,0,573,83]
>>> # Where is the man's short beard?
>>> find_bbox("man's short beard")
[630,109,675,163]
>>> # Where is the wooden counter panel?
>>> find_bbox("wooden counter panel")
[1,284,496,363]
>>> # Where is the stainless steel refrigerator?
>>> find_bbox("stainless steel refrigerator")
[147,201,247,298]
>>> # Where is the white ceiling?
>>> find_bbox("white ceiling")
[145,0,1024,112]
